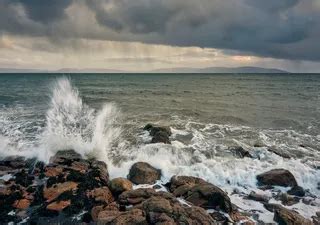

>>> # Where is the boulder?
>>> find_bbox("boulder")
[128,162,161,184]
[257,169,298,187]
[109,178,133,195]
[229,146,253,158]
[168,176,232,213]
[273,205,312,225]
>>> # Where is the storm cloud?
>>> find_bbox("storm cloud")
[0,0,320,61]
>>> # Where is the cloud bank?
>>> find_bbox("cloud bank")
[0,0,320,71]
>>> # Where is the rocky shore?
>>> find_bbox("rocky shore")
[0,124,319,225]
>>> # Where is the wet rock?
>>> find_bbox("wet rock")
[92,205,106,221]
[13,198,31,209]
[43,181,78,201]
[209,211,229,224]
[267,146,291,159]
[109,178,133,195]
[229,146,253,158]
[99,208,147,225]
[46,200,71,211]
[88,187,114,204]
[144,124,172,144]
[71,160,89,172]
[119,188,175,206]
[287,185,305,197]
[273,205,313,225]
[90,159,109,183]
[50,149,82,165]
[247,191,270,203]
[14,169,34,187]
[230,211,255,225]
[168,175,208,195]
[151,131,171,144]
[181,183,233,213]
[168,176,232,213]
[44,166,64,177]
[128,162,161,184]
[257,169,298,187]
[144,124,172,136]
[1,156,26,169]
[276,193,299,206]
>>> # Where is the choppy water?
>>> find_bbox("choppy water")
[0,73,320,222]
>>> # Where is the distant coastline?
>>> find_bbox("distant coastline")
[0,66,290,74]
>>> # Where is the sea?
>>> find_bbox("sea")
[0,73,319,222]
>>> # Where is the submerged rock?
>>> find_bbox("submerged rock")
[144,124,172,144]
[257,169,298,187]
[128,162,161,184]
[267,146,291,159]
[287,185,305,197]
[229,146,253,158]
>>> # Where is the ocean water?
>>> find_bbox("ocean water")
[0,73,319,222]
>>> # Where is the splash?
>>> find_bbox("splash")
[0,77,122,163]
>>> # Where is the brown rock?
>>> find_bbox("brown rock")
[274,205,312,225]
[119,188,175,206]
[44,166,64,177]
[230,211,255,225]
[257,169,298,187]
[99,208,147,225]
[169,175,208,192]
[50,150,82,164]
[128,162,161,184]
[88,187,114,204]
[43,181,78,201]
[71,161,89,172]
[168,176,232,213]
[92,205,105,221]
[46,200,71,211]
[109,178,133,195]
[13,199,31,209]
[142,196,173,214]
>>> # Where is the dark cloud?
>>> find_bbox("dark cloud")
[0,0,319,61]
[17,0,73,23]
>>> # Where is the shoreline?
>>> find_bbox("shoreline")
[0,125,319,224]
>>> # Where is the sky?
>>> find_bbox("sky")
[0,0,320,72]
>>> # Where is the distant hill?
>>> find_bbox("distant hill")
[150,66,289,73]
[0,66,289,74]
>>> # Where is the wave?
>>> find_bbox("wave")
[0,77,122,163]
